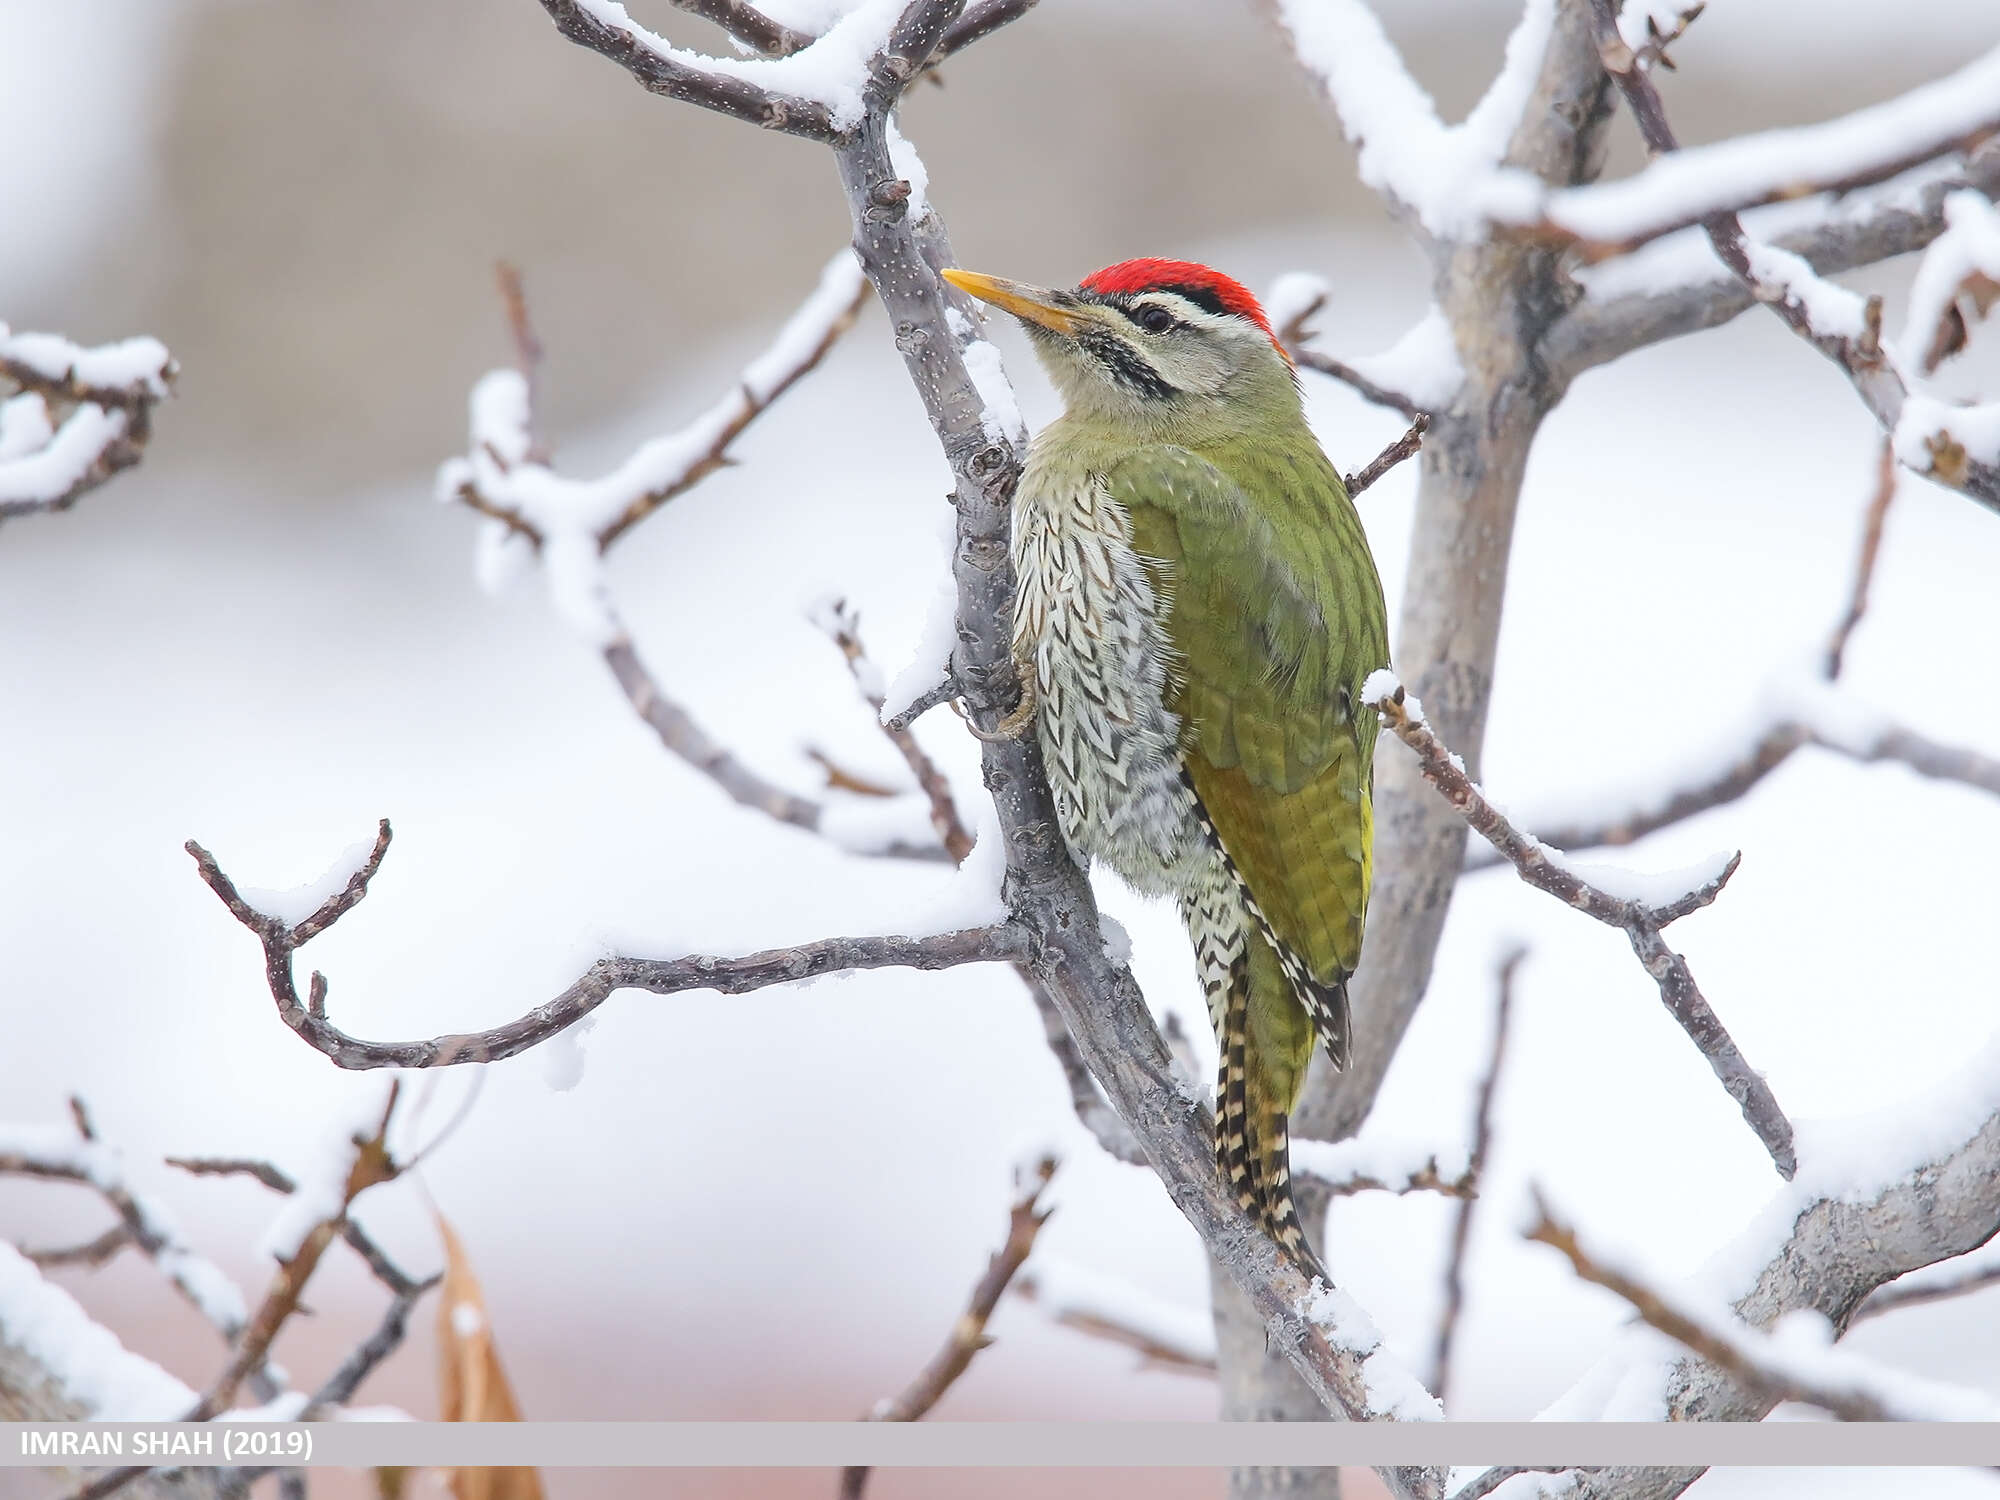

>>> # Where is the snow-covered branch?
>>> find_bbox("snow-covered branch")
[1507,1032,2000,1500]
[186,818,1028,1071]
[1548,148,2000,380]
[0,326,175,522]
[1467,673,2000,868]
[1581,1,2000,515]
[1,1104,263,1385]
[1492,42,2000,257]
[446,257,963,861]
[1267,0,1555,243]
[1371,675,1795,1180]
[1527,1191,2000,1421]
[840,1154,1057,1500]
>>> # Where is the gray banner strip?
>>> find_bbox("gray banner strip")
[6,1423,2000,1468]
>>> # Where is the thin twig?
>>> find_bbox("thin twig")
[1346,414,1430,496]
[1300,1158,1477,1201]
[1432,947,1524,1407]
[1374,684,1795,1179]
[1273,287,1429,421]
[1823,440,1897,680]
[839,1154,1057,1500]
[23,1225,132,1269]
[1851,1254,2000,1323]
[188,819,1026,1071]
[817,598,976,862]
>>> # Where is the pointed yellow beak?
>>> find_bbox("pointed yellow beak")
[942,269,1083,337]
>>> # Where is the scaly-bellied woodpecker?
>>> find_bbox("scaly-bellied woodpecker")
[943,259,1390,1278]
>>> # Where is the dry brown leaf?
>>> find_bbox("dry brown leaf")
[435,1212,544,1500]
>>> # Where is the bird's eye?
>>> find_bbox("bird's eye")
[1135,305,1176,334]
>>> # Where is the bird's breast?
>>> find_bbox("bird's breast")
[1011,464,1206,896]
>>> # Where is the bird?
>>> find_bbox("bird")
[940,258,1390,1279]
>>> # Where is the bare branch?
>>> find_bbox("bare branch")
[840,1154,1056,1500]
[934,0,1038,63]
[23,1225,132,1270]
[1583,1,2000,514]
[1852,1247,2000,1323]
[1345,414,1430,497]
[603,635,945,860]
[1823,440,1898,679]
[189,818,1025,1070]
[1012,1254,1218,1376]
[1432,947,1523,1408]
[1016,965,1146,1166]
[1526,1189,2000,1422]
[670,0,814,56]
[884,675,960,733]
[1373,681,1795,1179]
[1272,286,1432,420]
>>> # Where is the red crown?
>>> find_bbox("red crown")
[1078,259,1277,343]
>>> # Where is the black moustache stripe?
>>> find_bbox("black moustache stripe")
[1081,329,1174,399]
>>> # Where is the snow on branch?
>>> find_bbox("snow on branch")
[51,1091,408,1500]
[1508,1034,2000,1500]
[1290,1135,1475,1201]
[1550,150,2000,380]
[1488,42,2000,257]
[185,818,1029,1072]
[441,250,869,564]
[1270,0,1554,242]
[445,259,962,861]
[1369,674,1796,1180]
[1527,1190,2000,1421]
[0,1243,195,1421]
[839,1153,1057,1500]
[1577,1,2000,516]
[1,1104,258,1369]
[0,325,175,522]
[1466,672,2000,868]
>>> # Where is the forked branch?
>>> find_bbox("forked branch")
[1372,678,1795,1179]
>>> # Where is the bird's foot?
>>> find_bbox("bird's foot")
[963,676,1038,742]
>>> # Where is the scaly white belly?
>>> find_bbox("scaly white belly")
[1011,465,1209,897]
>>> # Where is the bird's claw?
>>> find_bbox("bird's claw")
[964,677,1038,742]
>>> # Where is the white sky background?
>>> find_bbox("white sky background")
[3,0,2000,1490]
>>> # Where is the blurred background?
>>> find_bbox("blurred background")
[5,1,2000,1497]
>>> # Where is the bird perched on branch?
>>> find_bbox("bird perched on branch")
[942,259,1389,1279]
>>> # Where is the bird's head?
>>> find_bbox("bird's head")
[942,258,1298,436]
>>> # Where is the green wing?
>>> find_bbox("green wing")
[1108,438,1389,988]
